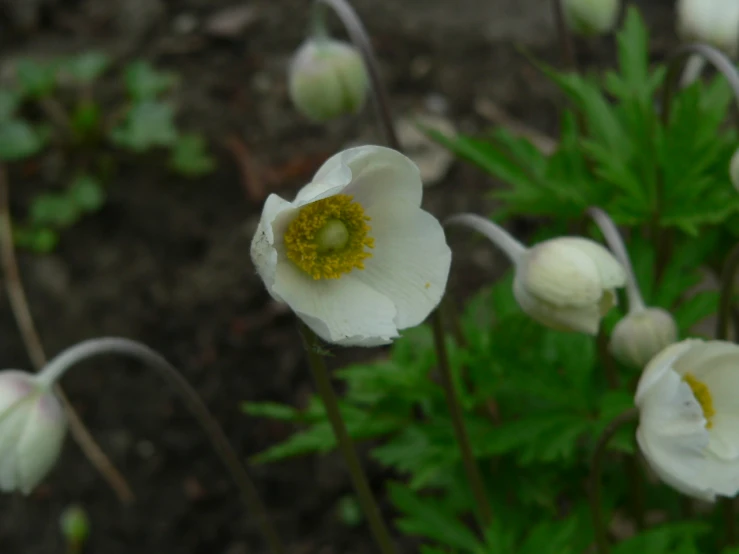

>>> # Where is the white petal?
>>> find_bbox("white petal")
[353,200,451,329]
[309,146,422,209]
[0,398,32,492]
[521,240,603,308]
[251,194,295,294]
[556,237,626,289]
[16,395,66,493]
[672,340,738,378]
[272,258,399,346]
[635,340,698,406]
[513,277,601,334]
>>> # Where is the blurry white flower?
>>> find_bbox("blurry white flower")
[288,38,369,122]
[0,370,67,494]
[251,145,451,346]
[563,0,620,36]
[446,214,626,334]
[610,307,678,368]
[677,0,739,57]
[636,339,739,501]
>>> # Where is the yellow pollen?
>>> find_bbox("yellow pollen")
[284,194,374,280]
[683,373,716,429]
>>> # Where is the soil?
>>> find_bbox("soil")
[0,0,678,552]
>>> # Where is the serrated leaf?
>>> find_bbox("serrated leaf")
[125,61,178,100]
[110,101,178,151]
[169,133,216,177]
[611,522,709,554]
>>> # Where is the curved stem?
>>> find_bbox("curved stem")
[431,310,493,530]
[661,43,739,128]
[587,207,646,313]
[0,166,134,504]
[299,324,398,554]
[312,0,399,149]
[38,337,285,554]
[589,407,639,554]
[716,243,739,341]
[551,0,577,71]
[445,213,527,264]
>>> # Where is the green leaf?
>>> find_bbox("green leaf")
[16,59,57,98]
[0,120,48,161]
[29,193,81,228]
[169,133,216,177]
[109,101,178,151]
[242,402,302,421]
[125,61,178,101]
[69,174,105,212]
[611,522,709,554]
[13,225,59,253]
[71,101,102,137]
[60,51,111,84]
[389,483,482,552]
[0,90,20,121]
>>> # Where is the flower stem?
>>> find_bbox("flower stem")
[551,0,577,71]
[661,43,739,128]
[0,165,135,504]
[37,337,285,554]
[587,207,645,313]
[444,214,526,264]
[299,324,398,554]
[312,0,399,150]
[724,498,737,546]
[431,310,493,531]
[589,407,639,554]
[717,243,739,341]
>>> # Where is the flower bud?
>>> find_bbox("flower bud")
[514,237,626,335]
[730,148,739,192]
[562,0,620,36]
[677,0,739,57]
[0,370,67,494]
[610,307,678,368]
[288,38,369,122]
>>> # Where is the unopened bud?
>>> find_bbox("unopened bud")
[610,308,678,368]
[0,370,67,494]
[730,148,739,192]
[60,504,91,548]
[562,0,620,36]
[677,0,739,57]
[288,38,369,122]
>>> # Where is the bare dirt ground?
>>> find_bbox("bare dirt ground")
[0,0,676,552]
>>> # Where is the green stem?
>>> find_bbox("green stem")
[590,408,639,554]
[624,454,646,531]
[299,324,398,554]
[551,0,577,71]
[717,243,739,341]
[431,310,493,531]
[724,498,738,547]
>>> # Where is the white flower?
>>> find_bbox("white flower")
[677,0,739,57]
[446,214,626,335]
[0,370,67,494]
[635,339,739,501]
[250,145,452,346]
[563,0,620,36]
[288,38,369,122]
[610,307,678,368]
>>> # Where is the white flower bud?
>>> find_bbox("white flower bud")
[0,370,67,494]
[288,38,369,122]
[562,0,620,36]
[514,237,627,334]
[677,0,739,57]
[730,148,739,192]
[610,307,678,368]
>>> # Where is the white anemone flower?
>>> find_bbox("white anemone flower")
[446,214,626,335]
[250,145,452,346]
[0,370,67,494]
[677,0,739,57]
[635,339,739,501]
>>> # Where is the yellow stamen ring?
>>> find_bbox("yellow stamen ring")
[683,373,716,429]
[284,194,374,280]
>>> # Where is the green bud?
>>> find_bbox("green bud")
[609,308,678,368]
[60,504,90,547]
[562,0,620,36]
[288,38,369,122]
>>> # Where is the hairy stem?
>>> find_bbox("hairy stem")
[0,165,134,504]
[38,337,285,554]
[590,408,639,554]
[299,324,398,554]
[431,310,493,531]
[312,0,399,149]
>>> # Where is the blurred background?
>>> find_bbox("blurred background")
[0,0,678,551]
